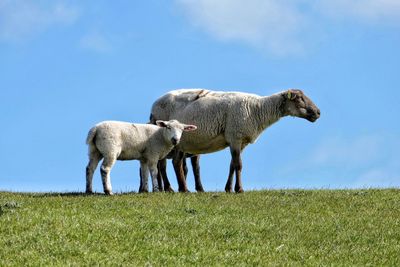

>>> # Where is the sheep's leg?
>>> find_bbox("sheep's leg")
[230,146,244,193]
[149,163,160,192]
[224,159,235,193]
[139,167,143,192]
[156,163,164,192]
[142,165,163,192]
[86,148,103,194]
[158,158,174,192]
[183,156,188,180]
[139,162,149,193]
[191,155,204,192]
[139,165,159,191]
[100,156,116,195]
[173,151,189,192]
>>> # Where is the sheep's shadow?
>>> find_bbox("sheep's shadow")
[28,191,139,198]
[27,192,89,198]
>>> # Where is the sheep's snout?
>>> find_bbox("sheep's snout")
[171,137,179,145]
[307,108,320,122]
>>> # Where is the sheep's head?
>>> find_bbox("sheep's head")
[156,120,197,145]
[282,89,320,122]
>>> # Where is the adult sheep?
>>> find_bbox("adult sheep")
[85,119,197,195]
[150,89,320,193]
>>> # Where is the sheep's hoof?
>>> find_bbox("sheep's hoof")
[225,187,233,193]
[196,187,205,193]
[164,187,175,193]
[104,190,113,196]
[235,188,244,193]
[139,189,149,194]
[85,190,93,194]
[178,189,190,193]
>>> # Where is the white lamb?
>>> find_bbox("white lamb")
[85,120,197,195]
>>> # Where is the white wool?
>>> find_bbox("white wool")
[150,88,320,192]
[85,120,196,195]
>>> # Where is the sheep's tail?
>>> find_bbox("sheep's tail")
[86,126,97,145]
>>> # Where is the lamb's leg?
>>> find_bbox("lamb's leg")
[224,159,235,193]
[191,155,204,192]
[149,162,160,192]
[139,165,158,191]
[86,148,103,194]
[100,156,116,195]
[173,150,189,192]
[139,161,149,193]
[230,145,244,193]
[158,158,174,192]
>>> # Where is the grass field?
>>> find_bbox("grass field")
[1,189,399,266]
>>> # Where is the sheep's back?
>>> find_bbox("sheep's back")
[93,121,159,159]
[151,89,209,122]
[176,94,264,153]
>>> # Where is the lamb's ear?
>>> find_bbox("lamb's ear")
[183,124,197,131]
[156,120,168,127]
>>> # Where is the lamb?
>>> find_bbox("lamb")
[85,119,197,195]
[150,89,320,193]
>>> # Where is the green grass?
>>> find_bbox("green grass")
[1,189,399,266]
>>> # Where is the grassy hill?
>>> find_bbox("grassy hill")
[1,189,399,266]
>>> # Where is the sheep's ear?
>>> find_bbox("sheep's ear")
[183,125,197,131]
[156,120,168,127]
[286,90,297,100]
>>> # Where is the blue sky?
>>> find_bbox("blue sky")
[1,0,399,192]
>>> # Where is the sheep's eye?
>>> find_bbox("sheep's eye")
[166,126,171,130]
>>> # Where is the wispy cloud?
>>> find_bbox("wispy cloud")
[283,134,400,188]
[0,0,80,42]
[316,0,400,24]
[80,32,112,53]
[309,135,382,167]
[176,0,307,56]
[176,0,400,56]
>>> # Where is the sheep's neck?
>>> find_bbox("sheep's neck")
[153,129,174,158]
[256,93,286,130]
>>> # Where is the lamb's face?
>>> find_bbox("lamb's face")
[156,120,197,145]
[284,89,320,122]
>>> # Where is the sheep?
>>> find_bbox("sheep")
[85,119,197,195]
[150,89,320,193]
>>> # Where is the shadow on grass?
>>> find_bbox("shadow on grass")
[0,201,21,216]
[23,190,206,198]
[28,192,90,198]
[27,191,141,198]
